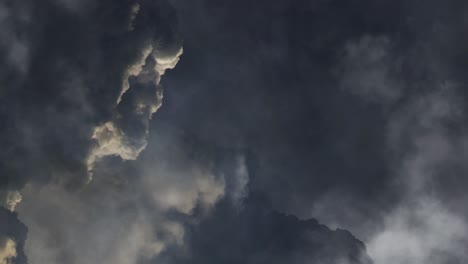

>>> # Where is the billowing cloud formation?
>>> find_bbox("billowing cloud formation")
[0,0,183,194]
[17,131,227,264]
[86,47,182,179]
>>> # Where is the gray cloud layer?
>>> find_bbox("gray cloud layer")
[3,0,468,263]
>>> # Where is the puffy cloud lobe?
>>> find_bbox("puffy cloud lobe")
[0,191,22,212]
[87,47,183,179]
[368,199,468,264]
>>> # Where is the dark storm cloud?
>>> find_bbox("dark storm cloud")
[3,0,468,263]
[161,0,468,262]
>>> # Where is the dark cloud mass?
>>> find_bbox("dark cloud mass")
[157,196,372,264]
[163,0,468,262]
[2,0,468,263]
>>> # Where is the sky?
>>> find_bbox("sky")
[1,0,468,263]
